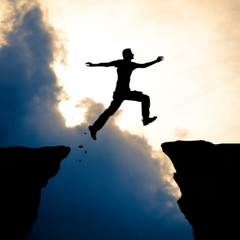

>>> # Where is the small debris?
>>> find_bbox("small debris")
[78,145,83,148]
[84,132,86,135]
[85,151,87,154]
[79,160,81,162]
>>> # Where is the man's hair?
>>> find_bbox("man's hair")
[122,48,132,59]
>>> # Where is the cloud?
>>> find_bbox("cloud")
[174,128,189,139]
[0,0,67,147]
[0,1,194,240]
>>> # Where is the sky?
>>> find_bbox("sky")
[0,0,240,239]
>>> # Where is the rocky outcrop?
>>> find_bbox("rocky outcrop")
[0,146,70,240]
[161,140,239,240]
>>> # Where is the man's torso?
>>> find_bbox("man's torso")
[112,59,137,93]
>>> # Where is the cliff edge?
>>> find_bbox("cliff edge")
[161,140,239,240]
[0,146,70,240]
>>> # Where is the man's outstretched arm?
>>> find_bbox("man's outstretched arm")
[85,61,116,67]
[135,56,164,68]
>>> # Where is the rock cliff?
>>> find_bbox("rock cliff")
[161,140,239,240]
[0,146,70,240]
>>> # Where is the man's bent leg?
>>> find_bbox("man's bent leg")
[126,91,157,126]
[89,98,123,140]
[141,94,157,125]
[141,94,150,120]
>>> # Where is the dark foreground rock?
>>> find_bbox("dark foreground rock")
[161,140,239,240]
[0,146,70,240]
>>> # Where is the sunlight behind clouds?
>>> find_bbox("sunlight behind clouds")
[1,2,239,239]
[58,99,86,127]
[40,0,240,149]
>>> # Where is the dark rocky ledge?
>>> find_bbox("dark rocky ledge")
[161,140,239,240]
[0,146,70,240]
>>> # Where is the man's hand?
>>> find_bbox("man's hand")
[86,62,93,67]
[156,56,164,62]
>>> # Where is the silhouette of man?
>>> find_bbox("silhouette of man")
[86,48,164,140]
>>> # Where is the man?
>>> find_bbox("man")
[86,48,164,140]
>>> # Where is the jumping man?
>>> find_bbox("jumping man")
[86,48,164,140]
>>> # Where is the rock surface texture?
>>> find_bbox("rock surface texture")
[0,146,70,240]
[161,140,239,240]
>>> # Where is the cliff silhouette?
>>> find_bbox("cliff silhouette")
[0,146,70,240]
[161,140,239,240]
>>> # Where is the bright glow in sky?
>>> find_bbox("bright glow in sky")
[38,0,240,151]
[2,2,240,238]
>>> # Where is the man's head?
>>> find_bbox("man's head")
[122,48,134,60]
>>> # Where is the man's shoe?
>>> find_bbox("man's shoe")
[142,116,157,126]
[89,126,97,140]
